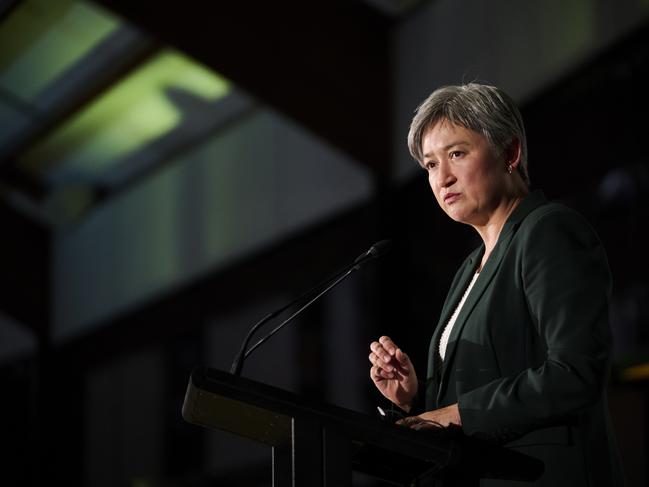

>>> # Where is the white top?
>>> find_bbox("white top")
[439,272,480,361]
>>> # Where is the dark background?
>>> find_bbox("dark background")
[1,1,648,485]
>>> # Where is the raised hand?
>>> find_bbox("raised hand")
[369,336,418,411]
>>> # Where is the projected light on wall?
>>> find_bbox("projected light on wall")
[0,0,231,189]
[0,0,119,146]
[0,0,118,100]
[19,50,230,182]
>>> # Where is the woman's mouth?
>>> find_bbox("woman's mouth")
[444,193,460,204]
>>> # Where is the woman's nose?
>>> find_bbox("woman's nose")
[437,161,455,187]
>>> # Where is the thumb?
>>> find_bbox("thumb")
[396,348,410,366]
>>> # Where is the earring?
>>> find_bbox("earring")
[507,164,513,174]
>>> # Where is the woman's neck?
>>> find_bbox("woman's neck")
[475,191,526,270]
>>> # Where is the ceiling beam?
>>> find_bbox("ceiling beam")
[0,24,159,198]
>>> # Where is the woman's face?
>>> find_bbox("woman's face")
[421,120,511,227]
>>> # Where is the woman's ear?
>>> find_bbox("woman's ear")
[506,138,522,169]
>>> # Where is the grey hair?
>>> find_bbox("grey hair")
[407,83,530,186]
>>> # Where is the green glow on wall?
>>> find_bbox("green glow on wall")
[0,0,118,101]
[20,50,231,178]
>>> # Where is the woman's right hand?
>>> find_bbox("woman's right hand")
[369,336,418,411]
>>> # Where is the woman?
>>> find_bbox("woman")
[369,83,624,486]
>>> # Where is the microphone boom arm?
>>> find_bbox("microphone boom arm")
[242,265,358,362]
[229,263,359,376]
[229,240,390,376]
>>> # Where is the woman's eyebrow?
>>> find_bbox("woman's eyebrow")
[423,140,470,159]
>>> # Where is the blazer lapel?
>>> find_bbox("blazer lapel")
[430,249,482,354]
[435,190,548,404]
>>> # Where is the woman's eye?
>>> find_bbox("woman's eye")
[450,151,463,159]
[425,161,437,170]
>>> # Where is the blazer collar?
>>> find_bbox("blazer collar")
[433,190,546,336]
[501,189,547,235]
[434,189,547,403]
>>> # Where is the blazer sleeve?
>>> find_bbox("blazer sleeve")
[457,206,613,441]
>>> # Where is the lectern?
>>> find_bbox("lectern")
[182,367,542,486]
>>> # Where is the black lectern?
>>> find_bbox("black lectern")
[182,367,542,486]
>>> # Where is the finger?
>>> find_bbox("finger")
[371,363,396,381]
[368,352,393,372]
[370,365,380,381]
[370,365,386,380]
[370,365,393,381]
[379,336,398,356]
[396,416,421,427]
[411,422,441,431]
[369,341,384,356]
[381,368,395,379]
[368,352,379,367]
[395,348,411,367]
[395,416,418,426]
[375,348,409,378]
[367,352,391,368]
[370,341,393,365]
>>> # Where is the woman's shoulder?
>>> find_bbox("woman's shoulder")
[528,199,580,218]
[523,199,595,230]
[519,199,603,249]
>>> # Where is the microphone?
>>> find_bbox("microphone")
[353,239,391,266]
[230,240,391,376]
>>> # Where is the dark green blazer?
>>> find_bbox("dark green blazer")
[425,191,624,486]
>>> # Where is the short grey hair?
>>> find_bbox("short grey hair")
[407,83,530,186]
